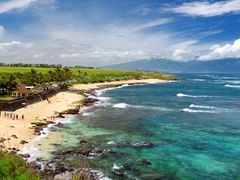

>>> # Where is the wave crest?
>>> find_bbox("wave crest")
[112,103,128,108]
[177,93,209,98]
[189,104,216,109]
[224,84,240,88]
[181,108,217,113]
[112,103,172,111]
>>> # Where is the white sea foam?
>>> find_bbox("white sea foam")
[97,97,110,101]
[95,84,129,96]
[113,103,128,108]
[221,77,239,79]
[181,108,217,113]
[82,112,94,116]
[107,141,116,145]
[192,79,206,82]
[113,164,123,170]
[20,116,75,162]
[177,93,209,98]
[225,84,240,88]
[198,74,215,78]
[112,103,172,111]
[189,104,216,109]
[225,80,240,84]
[121,84,129,87]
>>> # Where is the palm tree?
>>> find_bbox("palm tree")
[47,70,55,82]
[54,68,64,82]
[6,74,18,91]
[63,67,72,81]
[28,69,38,85]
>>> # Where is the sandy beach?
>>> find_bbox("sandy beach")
[0,79,168,151]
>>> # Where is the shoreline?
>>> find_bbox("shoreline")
[0,79,169,153]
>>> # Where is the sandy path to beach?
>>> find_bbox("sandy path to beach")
[0,79,168,151]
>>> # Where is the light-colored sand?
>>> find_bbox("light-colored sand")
[0,79,168,151]
[71,79,168,91]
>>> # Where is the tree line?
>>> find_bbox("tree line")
[0,68,73,93]
[0,63,96,69]
[0,63,62,68]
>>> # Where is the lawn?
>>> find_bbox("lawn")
[0,66,176,84]
[0,95,13,101]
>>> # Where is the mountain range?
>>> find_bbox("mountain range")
[103,58,240,73]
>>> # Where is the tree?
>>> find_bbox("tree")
[6,74,18,91]
[28,69,38,85]
[54,68,64,82]
[63,67,72,81]
[47,70,55,82]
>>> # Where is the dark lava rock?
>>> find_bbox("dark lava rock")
[63,108,79,114]
[44,164,53,175]
[20,154,31,158]
[141,173,163,180]
[131,141,154,148]
[82,98,98,106]
[30,162,41,171]
[80,140,88,145]
[112,165,125,177]
[56,113,65,118]
[55,122,64,128]
[20,140,28,144]
[142,159,152,165]
[107,148,114,154]
[141,173,174,180]
[94,147,102,154]
[0,137,6,143]
[11,135,18,139]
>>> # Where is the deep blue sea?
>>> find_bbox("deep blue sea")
[25,73,240,179]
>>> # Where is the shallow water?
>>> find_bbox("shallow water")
[25,73,240,179]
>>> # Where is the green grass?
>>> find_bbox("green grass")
[0,95,13,101]
[0,151,40,180]
[0,66,176,85]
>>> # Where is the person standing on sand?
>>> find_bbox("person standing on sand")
[22,115,24,120]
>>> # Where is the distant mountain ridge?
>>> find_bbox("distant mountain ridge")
[103,58,240,73]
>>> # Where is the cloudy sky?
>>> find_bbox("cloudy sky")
[0,0,240,66]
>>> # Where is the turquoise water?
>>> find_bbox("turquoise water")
[30,74,240,179]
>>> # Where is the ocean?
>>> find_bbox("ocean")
[23,73,240,179]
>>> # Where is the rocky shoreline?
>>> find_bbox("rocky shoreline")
[7,80,171,179]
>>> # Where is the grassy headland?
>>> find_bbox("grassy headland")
[0,66,175,84]
[0,66,175,96]
[0,151,40,180]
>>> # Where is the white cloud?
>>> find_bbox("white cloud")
[170,0,240,17]
[198,39,240,60]
[60,53,81,58]
[0,41,22,48]
[0,0,36,14]
[0,5,222,65]
[135,18,173,31]
[0,26,5,38]
[172,49,192,61]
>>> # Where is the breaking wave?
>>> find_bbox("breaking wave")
[112,103,172,111]
[189,104,216,109]
[181,108,217,113]
[177,93,209,98]
[224,84,240,88]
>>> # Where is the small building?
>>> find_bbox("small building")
[26,86,34,90]
[40,84,52,91]
[11,84,31,98]
[52,82,61,90]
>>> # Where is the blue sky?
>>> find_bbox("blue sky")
[0,0,240,66]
